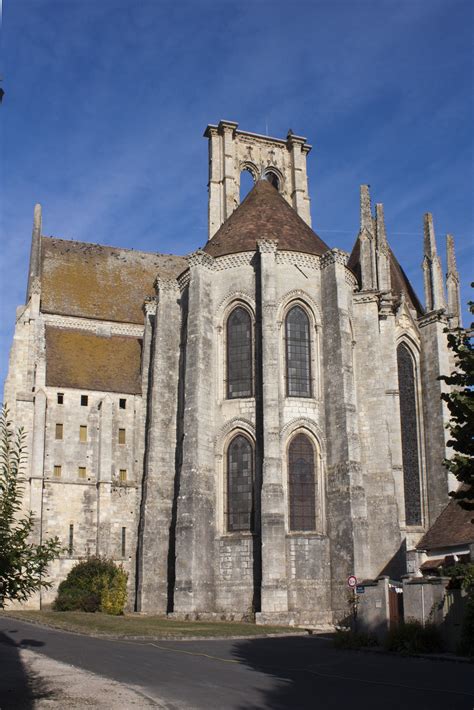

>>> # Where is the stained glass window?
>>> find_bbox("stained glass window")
[288,433,316,531]
[227,435,254,532]
[227,307,253,398]
[286,306,311,397]
[397,343,422,526]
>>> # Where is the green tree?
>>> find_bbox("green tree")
[0,406,61,607]
[439,289,474,510]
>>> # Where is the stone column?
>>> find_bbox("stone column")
[256,239,288,618]
[320,250,369,619]
[419,311,451,521]
[174,252,216,613]
[97,394,113,557]
[137,279,182,613]
[30,388,47,542]
[286,132,312,226]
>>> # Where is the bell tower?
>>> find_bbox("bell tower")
[204,120,312,240]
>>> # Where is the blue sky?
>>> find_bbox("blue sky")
[1,0,473,389]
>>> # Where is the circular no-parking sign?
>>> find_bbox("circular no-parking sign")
[347,575,357,588]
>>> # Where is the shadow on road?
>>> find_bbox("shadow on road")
[0,631,52,709]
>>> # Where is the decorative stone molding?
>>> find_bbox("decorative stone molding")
[216,291,256,319]
[280,417,326,450]
[320,248,349,268]
[186,249,215,269]
[213,253,254,271]
[143,296,158,316]
[42,314,144,337]
[353,291,379,305]
[257,239,278,254]
[214,417,256,452]
[30,277,42,295]
[275,251,321,270]
[277,289,322,326]
[345,270,358,289]
[155,276,180,293]
[177,270,190,290]
[418,309,448,328]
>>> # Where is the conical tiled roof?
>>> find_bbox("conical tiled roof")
[204,180,329,257]
[347,236,424,316]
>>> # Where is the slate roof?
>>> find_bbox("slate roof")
[40,238,187,324]
[45,327,142,394]
[347,237,424,316]
[416,498,474,551]
[203,180,330,258]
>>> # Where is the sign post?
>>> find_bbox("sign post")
[347,575,358,630]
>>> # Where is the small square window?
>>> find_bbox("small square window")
[118,428,126,445]
[78,466,86,479]
[119,469,127,482]
[55,423,63,440]
[79,425,87,443]
[53,465,62,478]
[119,398,126,410]
[57,393,64,405]
[81,395,88,406]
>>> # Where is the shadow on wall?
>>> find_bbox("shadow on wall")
[378,539,407,580]
[0,631,51,709]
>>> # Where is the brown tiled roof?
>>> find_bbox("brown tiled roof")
[347,237,424,316]
[45,327,142,394]
[203,180,329,258]
[41,238,187,324]
[416,498,474,551]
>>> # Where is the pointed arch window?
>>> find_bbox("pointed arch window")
[227,435,254,532]
[227,306,253,398]
[285,305,312,397]
[397,343,422,526]
[288,433,316,531]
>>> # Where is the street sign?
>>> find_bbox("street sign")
[347,575,357,588]
[356,586,365,594]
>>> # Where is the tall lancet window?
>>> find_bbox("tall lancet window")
[397,343,422,526]
[289,433,316,531]
[227,435,254,532]
[285,306,312,397]
[227,307,252,398]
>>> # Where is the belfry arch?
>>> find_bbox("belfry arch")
[204,120,312,239]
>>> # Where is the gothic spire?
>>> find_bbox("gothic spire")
[422,213,446,312]
[359,185,377,289]
[446,233,462,327]
[375,203,391,291]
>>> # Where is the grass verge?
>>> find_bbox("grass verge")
[0,610,301,639]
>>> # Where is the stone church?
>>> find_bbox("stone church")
[4,121,462,625]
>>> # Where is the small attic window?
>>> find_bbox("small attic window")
[119,398,126,410]
[81,395,88,406]
[57,393,64,405]
[264,171,280,190]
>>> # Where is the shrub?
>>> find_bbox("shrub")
[54,557,127,615]
[333,628,378,649]
[384,620,444,654]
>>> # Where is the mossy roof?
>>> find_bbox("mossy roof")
[45,327,142,394]
[41,237,187,324]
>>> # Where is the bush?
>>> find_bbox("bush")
[54,557,128,615]
[333,628,378,649]
[384,620,444,654]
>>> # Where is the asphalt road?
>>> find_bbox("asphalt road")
[1,618,473,709]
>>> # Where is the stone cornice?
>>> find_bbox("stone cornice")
[418,308,448,328]
[320,248,349,268]
[257,239,278,254]
[42,313,144,337]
